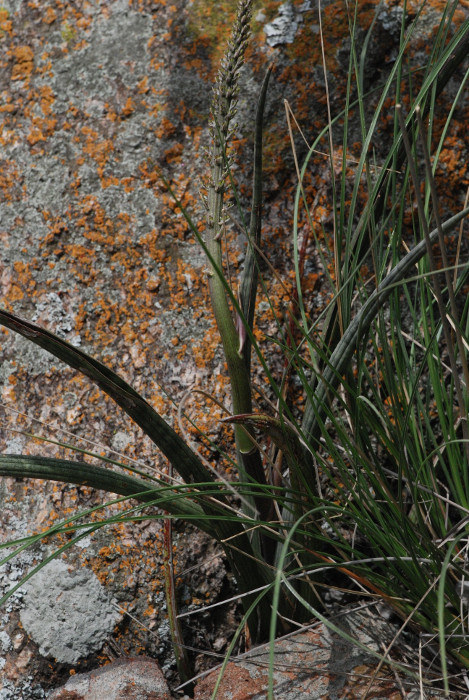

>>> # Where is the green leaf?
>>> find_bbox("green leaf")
[0,309,213,488]
[0,310,279,638]
[301,205,469,448]
[0,454,211,527]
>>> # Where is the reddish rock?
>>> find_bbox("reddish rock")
[48,657,172,700]
[192,619,439,700]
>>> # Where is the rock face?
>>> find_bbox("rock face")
[0,1,261,694]
[0,0,468,697]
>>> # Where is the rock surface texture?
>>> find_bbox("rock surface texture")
[0,0,468,697]
[48,608,444,700]
[19,559,122,665]
[48,657,172,700]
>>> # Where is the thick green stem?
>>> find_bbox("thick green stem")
[206,160,269,521]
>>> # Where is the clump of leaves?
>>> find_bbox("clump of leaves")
[1,0,469,694]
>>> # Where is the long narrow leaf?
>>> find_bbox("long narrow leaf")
[302,206,469,447]
[0,310,214,489]
[0,310,280,637]
[0,454,210,525]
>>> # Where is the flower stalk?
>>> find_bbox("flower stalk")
[205,0,269,524]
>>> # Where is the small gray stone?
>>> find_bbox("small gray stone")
[0,630,12,652]
[19,559,122,664]
[111,430,132,452]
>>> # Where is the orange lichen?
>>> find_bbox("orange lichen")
[38,84,55,115]
[11,45,34,81]
[156,116,177,139]
[137,75,150,94]
[0,8,13,37]
[122,96,135,117]
[43,6,57,24]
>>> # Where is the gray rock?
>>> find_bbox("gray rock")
[19,559,122,664]
[263,1,313,47]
